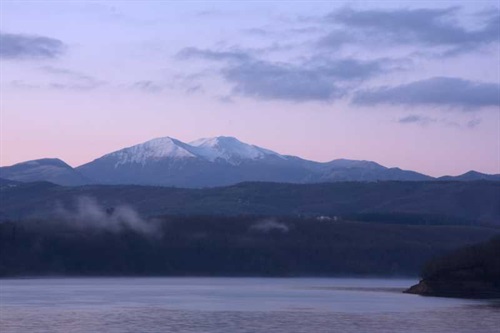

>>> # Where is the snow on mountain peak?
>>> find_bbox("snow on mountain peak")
[111,137,196,167]
[189,136,282,164]
[100,136,285,167]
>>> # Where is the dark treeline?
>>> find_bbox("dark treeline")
[342,213,476,226]
[406,236,500,298]
[422,236,500,280]
[1,216,497,277]
[2,181,499,225]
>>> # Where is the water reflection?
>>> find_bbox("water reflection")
[1,277,498,333]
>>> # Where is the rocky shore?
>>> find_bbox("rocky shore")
[405,277,500,299]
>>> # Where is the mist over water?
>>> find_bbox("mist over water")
[1,278,498,333]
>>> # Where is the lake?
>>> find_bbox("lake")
[1,278,499,332]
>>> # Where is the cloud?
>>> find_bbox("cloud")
[321,7,500,54]
[398,114,437,125]
[40,66,95,81]
[185,84,203,94]
[177,47,251,62]
[397,114,483,129]
[353,77,500,109]
[132,80,165,93]
[39,66,106,90]
[130,78,203,95]
[0,32,66,59]
[222,60,345,102]
[466,118,482,128]
[243,26,323,38]
[177,47,398,102]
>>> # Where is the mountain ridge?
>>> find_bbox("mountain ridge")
[1,136,498,187]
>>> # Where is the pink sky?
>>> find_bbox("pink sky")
[1,1,499,177]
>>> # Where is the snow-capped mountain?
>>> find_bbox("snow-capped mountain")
[188,136,284,164]
[0,158,90,186]
[4,136,494,187]
[75,136,433,187]
[104,136,283,167]
[109,137,197,167]
[76,136,308,187]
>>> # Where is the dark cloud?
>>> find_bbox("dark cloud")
[353,77,500,109]
[222,60,344,101]
[0,32,66,59]
[305,57,401,81]
[321,7,499,54]
[177,47,397,102]
[317,30,353,47]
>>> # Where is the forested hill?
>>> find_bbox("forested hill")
[0,216,497,277]
[406,236,500,298]
[1,181,499,225]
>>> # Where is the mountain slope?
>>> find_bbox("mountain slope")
[0,158,91,186]
[76,136,432,187]
[317,159,433,182]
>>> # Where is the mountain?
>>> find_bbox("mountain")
[439,171,500,181]
[3,136,494,187]
[0,158,90,186]
[76,136,432,187]
[76,136,310,187]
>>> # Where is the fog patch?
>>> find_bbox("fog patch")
[250,219,289,233]
[54,197,156,235]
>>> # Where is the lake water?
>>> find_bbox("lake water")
[1,277,499,333]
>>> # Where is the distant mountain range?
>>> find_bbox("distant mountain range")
[1,136,499,187]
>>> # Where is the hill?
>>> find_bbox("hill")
[1,181,499,225]
[405,236,500,298]
[0,158,90,186]
[439,171,500,181]
[0,216,497,277]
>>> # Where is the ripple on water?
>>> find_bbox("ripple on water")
[1,278,499,333]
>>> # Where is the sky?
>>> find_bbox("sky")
[0,0,499,177]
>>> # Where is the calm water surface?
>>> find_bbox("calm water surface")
[1,278,499,332]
